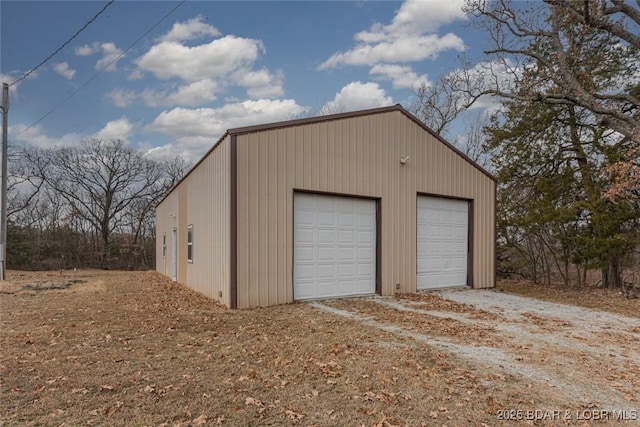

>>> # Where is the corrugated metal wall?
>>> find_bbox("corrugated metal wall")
[156,190,178,278]
[156,136,231,306]
[235,109,495,308]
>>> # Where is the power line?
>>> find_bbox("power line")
[9,0,116,87]
[18,0,187,136]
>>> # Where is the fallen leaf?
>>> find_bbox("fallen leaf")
[245,397,263,406]
[192,414,208,425]
[285,409,305,421]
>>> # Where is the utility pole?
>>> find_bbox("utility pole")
[1,82,8,280]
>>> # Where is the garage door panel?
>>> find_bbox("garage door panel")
[295,264,315,280]
[357,214,374,227]
[295,228,314,243]
[417,196,469,290]
[357,247,374,260]
[296,212,315,226]
[296,246,315,262]
[318,211,334,226]
[338,230,354,243]
[317,228,333,242]
[357,231,372,244]
[337,247,354,260]
[294,193,376,300]
[317,264,335,278]
[338,213,354,226]
[317,247,335,260]
[338,263,355,277]
[356,262,373,275]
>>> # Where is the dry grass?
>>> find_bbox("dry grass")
[1,271,637,426]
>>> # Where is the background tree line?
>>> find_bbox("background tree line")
[413,0,639,289]
[7,138,187,270]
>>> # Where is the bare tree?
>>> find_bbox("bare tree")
[411,74,472,137]
[162,154,189,189]
[7,144,48,218]
[317,103,347,116]
[453,110,493,169]
[120,154,189,267]
[548,0,640,51]
[41,139,165,268]
[462,0,639,140]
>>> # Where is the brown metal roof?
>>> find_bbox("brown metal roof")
[227,105,406,135]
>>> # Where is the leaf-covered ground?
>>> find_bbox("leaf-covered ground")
[497,279,640,318]
[1,271,638,426]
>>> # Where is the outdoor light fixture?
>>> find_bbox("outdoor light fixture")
[400,155,410,165]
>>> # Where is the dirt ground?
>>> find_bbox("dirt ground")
[1,271,639,426]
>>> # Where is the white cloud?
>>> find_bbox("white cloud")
[74,44,97,56]
[320,33,464,69]
[320,0,466,70]
[369,64,429,89]
[149,99,310,157]
[235,69,284,98]
[128,69,144,80]
[161,15,220,42]
[107,80,219,108]
[52,62,76,80]
[94,117,134,141]
[163,79,219,106]
[10,124,83,148]
[95,42,124,71]
[106,88,137,107]
[144,143,187,162]
[357,0,466,40]
[136,35,264,82]
[75,42,124,71]
[142,79,219,107]
[133,17,287,107]
[322,81,394,112]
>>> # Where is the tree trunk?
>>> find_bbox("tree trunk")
[602,253,622,288]
[100,228,110,270]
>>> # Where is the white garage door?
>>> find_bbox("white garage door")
[417,196,469,290]
[294,193,376,300]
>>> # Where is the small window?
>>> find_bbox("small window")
[187,225,193,263]
[162,233,167,257]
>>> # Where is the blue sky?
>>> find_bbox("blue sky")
[1,0,489,162]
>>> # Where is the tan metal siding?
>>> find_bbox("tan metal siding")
[156,190,179,277]
[184,137,231,304]
[235,110,495,308]
[178,188,187,283]
[156,136,231,306]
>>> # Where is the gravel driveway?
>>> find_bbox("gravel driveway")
[311,289,640,416]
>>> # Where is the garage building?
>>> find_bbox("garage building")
[156,105,496,308]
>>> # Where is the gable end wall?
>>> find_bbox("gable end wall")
[156,136,231,306]
[234,109,495,308]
